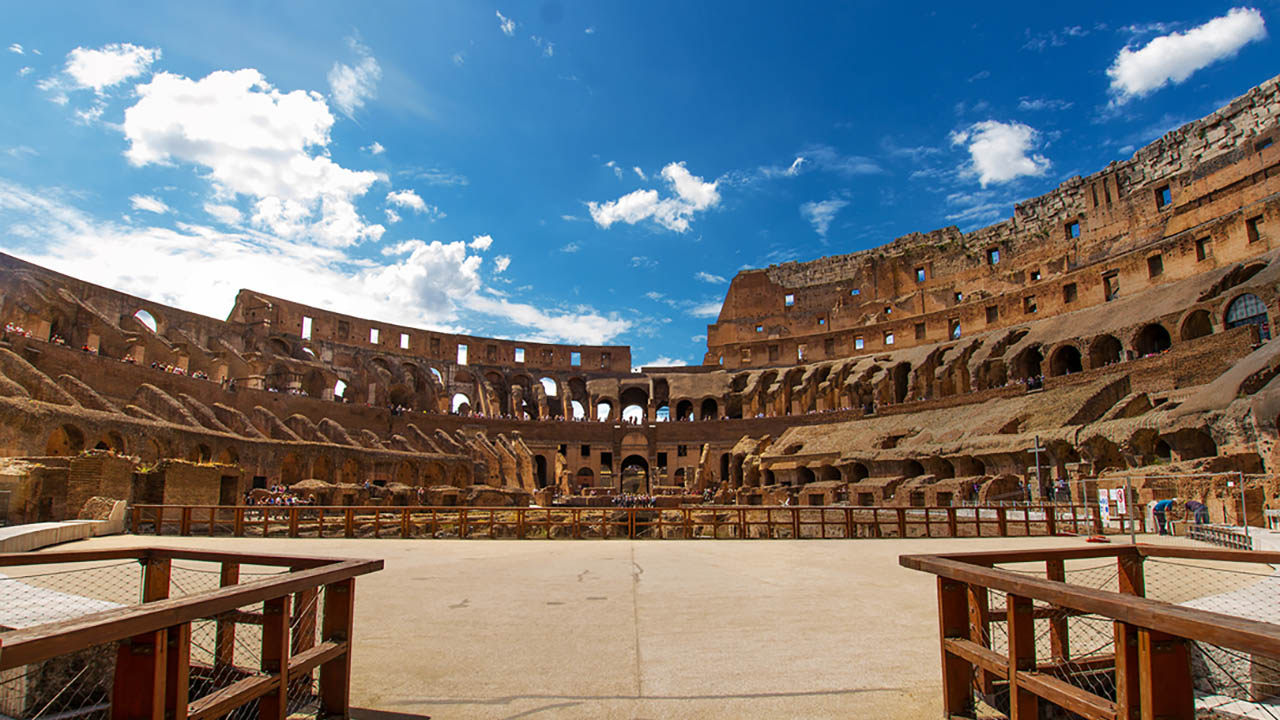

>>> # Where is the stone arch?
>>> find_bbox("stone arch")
[1171,429,1218,460]
[674,399,694,421]
[1048,345,1083,377]
[847,462,869,482]
[394,461,417,486]
[312,455,334,483]
[797,466,816,485]
[338,457,363,485]
[1180,309,1213,341]
[45,424,85,456]
[596,398,615,422]
[699,397,719,420]
[952,456,986,476]
[1088,335,1123,369]
[889,362,910,404]
[575,467,595,488]
[534,455,549,488]
[819,465,841,482]
[620,454,649,492]
[620,386,649,423]
[280,453,303,485]
[451,392,472,415]
[217,447,239,465]
[132,308,160,334]
[902,459,924,478]
[1011,345,1043,380]
[1134,323,1172,356]
[1224,292,1271,340]
[189,443,212,463]
[720,453,730,485]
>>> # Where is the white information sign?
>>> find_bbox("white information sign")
[1099,494,1111,523]
[1111,488,1127,516]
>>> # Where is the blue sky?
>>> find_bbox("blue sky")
[0,2,1274,368]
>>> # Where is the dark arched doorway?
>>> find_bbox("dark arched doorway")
[1135,324,1172,356]
[620,455,649,493]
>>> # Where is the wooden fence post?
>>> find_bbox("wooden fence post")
[215,562,240,668]
[111,630,167,720]
[1138,628,1194,719]
[320,579,355,720]
[939,578,973,716]
[259,595,291,720]
[1007,594,1038,720]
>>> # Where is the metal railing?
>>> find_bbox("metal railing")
[901,544,1280,719]
[0,546,382,720]
[129,504,1106,540]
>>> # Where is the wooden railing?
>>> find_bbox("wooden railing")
[130,504,1106,540]
[0,546,382,720]
[900,544,1280,719]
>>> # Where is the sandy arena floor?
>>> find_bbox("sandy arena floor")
[65,534,1181,719]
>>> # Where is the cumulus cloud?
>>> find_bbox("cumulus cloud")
[0,179,629,344]
[469,234,493,251]
[688,301,722,318]
[589,162,720,232]
[1107,8,1266,103]
[123,68,383,247]
[496,10,516,36]
[363,141,385,155]
[640,356,686,368]
[950,120,1050,186]
[327,39,381,118]
[493,255,511,273]
[800,198,849,237]
[129,194,169,214]
[695,271,726,284]
[64,43,160,92]
[386,189,426,212]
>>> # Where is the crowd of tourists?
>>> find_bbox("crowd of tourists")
[612,493,657,507]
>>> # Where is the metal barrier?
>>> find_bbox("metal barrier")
[1266,508,1280,531]
[1186,523,1254,550]
[901,544,1280,719]
[129,504,1107,540]
[0,546,382,720]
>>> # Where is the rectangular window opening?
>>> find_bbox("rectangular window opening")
[1091,184,1099,208]
[949,319,961,340]
[1030,269,1041,282]
[987,248,1000,265]
[514,347,525,363]
[581,444,591,457]
[954,291,963,303]
[1062,283,1078,304]
[399,332,410,350]
[797,344,807,361]
[1195,237,1211,262]
[1247,216,1263,244]
[854,336,865,350]
[915,267,926,283]
[914,322,926,340]
[1147,254,1163,278]
[457,344,468,364]
[300,316,313,340]
[1103,272,1119,302]
[337,320,350,340]
[369,328,380,344]
[677,445,687,457]
[1065,221,1081,240]
[1156,185,1172,209]
[850,288,860,296]
[570,351,581,367]
[768,345,780,362]
[1023,295,1037,314]
[823,338,835,355]
[817,317,826,326]
[884,332,895,346]
[600,352,611,369]
[755,325,763,333]
[784,293,795,307]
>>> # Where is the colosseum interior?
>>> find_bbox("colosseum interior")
[2,74,1280,526]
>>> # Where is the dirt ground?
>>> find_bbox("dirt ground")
[64,533,1202,719]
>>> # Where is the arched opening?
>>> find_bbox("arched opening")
[673,468,686,486]
[700,398,719,420]
[394,461,417,486]
[595,400,613,422]
[655,404,670,422]
[338,458,363,485]
[1153,438,1173,462]
[451,393,472,415]
[575,467,595,489]
[388,384,412,408]
[570,400,585,420]
[540,377,558,397]
[1225,293,1271,341]
[675,400,694,421]
[429,367,443,383]
[133,309,158,333]
[892,363,910,403]
[819,465,841,482]
[1048,346,1083,377]
[1135,324,1172,356]
[797,466,816,485]
[535,455,549,488]
[334,380,348,400]
[45,424,85,456]
[312,456,334,483]
[903,460,924,478]
[280,453,303,485]
[848,463,869,482]
[1012,346,1043,380]
[720,453,730,486]
[1088,335,1123,369]
[188,444,212,463]
[620,455,649,493]
[763,469,776,485]
[621,405,644,423]
[1180,309,1213,340]
[217,447,239,465]
[1175,430,1218,460]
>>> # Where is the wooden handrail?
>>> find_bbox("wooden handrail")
[0,558,382,669]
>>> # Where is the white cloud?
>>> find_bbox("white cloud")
[364,141,385,155]
[327,39,381,118]
[1107,8,1266,103]
[123,67,383,247]
[64,43,160,92]
[384,208,401,223]
[950,120,1050,186]
[589,162,720,233]
[688,301,722,318]
[604,160,622,179]
[632,166,646,180]
[74,102,105,125]
[469,234,493,251]
[17,66,32,77]
[641,356,686,368]
[585,27,596,35]
[496,10,516,36]
[631,256,657,268]
[1017,97,1074,111]
[413,168,468,186]
[129,194,169,214]
[531,36,555,57]
[493,255,511,273]
[8,43,22,54]
[452,52,465,67]
[560,242,580,253]
[800,198,848,237]
[386,189,426,212]
[695,271,726,284]
[204,203,242,225]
